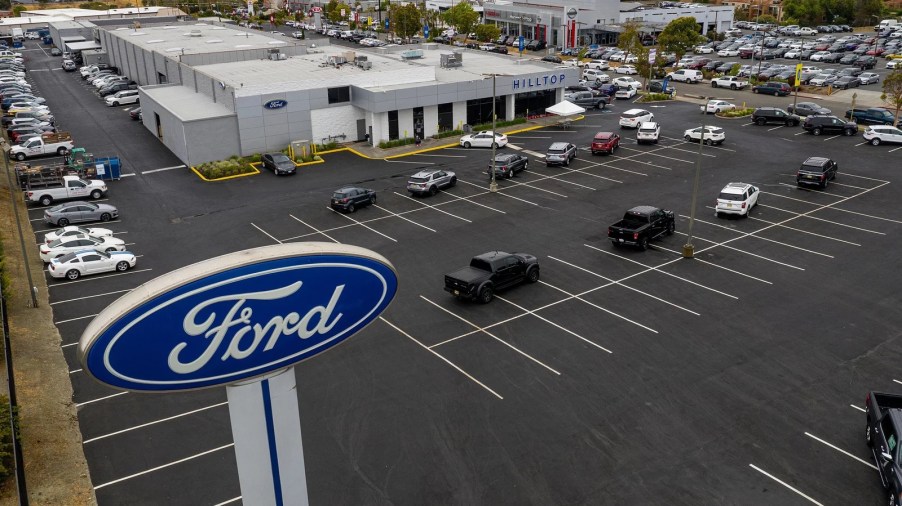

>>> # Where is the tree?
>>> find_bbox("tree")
[853,0,884,26]
[881,71,902,127]
[11,5,26,16]
[474,23,500,42]
[617,20,650,80]
[441,2,479,37]
[325,0,352,24]
[657,17,706,63]
[391,3,421,40]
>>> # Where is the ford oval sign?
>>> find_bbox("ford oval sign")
[78,243,397,392]
[264,99,287,110]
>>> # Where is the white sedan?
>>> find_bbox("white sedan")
[694,45,714,54]
[615,65,638,75]
[43,225,113,245]
[701,100,736,114]
[39,234,126,262]
[611,77,641,89]
[615,87,637,99]
[888,60,901,70]
[459,131,508,149]
[718,48,740,57]
[47,250,137,280]
[684,126,726,145]
[858,72,880,85]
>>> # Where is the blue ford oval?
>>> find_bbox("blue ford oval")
[78,243,397,391]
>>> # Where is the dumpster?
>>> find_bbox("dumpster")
[93,157,121,180]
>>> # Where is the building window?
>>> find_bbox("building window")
[437,103,453,132]
[388,110,399,140]
[466,97,502,127]
[327,86,350,104]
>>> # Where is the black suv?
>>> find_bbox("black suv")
[487,153,528,179]
[752,82,791,96]
[330,186,376,213]
[797,157,838,188]
[802,115,858,136]
[752,107,801,126]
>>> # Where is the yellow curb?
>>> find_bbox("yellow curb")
[295,158,325,167]
[383,141,459,159]
[190,163,260,181]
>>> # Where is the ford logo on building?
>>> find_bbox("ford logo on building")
[264,99,287,110]
[78,243,397,392]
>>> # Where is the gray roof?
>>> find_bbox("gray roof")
[141,85,234,121]
[104,22,299,56]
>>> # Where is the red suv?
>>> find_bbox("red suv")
[591,132,621,155]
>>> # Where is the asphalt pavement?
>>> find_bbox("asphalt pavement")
[16,35,902,506]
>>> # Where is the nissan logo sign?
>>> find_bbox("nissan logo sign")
[567,7,578,19]
[78,243,398,392]
[264,99,287,109]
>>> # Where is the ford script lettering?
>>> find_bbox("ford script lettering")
[78,244,397,391]
[264,99,287,109]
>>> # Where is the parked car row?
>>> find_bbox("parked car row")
[80,64,140,106]
[0,62,71,156]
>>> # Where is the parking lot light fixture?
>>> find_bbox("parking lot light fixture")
[482,73,509,193]
[683,123,706,259]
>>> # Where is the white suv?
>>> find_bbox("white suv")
[667,69,702,83]
[106,90,140,107]
[619,109,654,129]
[715,182,759,217]
[636,122,660,144]
[582,69,609,83]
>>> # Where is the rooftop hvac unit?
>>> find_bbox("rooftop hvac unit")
[440,53,461,68]
[354,55,368,63]
[342,50,356,61]
[358,61,372,70]
[328,55,347,65]
[188,30,202,37]
[453,50,463,62]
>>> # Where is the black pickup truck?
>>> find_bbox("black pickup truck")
[607,206,675,250]
[444,251,539,304]
[866,391,902,504]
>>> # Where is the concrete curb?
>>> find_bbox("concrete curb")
[190,163,260,181]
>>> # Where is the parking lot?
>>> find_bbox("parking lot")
[14,35,902,505]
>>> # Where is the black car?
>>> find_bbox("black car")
[788,101,831,116]
[489,45,509,55]
[802,115,858,136]
[99,82,138,96]
[752,82,791,96]
[832,76,859,89]
[487,153,528,179]
[839,53,859,65]
[261,153,297,175]
[646,79,675,95]
[541,55,562,63]
[752,107,801,126]
[856,55,877,69]
[331,186,376,213]
[797,156,838,188]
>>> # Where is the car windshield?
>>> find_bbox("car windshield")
[48,238,64,247]
[272,154,291,163]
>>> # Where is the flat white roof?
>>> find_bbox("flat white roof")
[105,22,298,56]
[26,6,170,18]
[141,85,234,121]
[197,44,564,97]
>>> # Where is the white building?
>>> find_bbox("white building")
[96,22,579,166]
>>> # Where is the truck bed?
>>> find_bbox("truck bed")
[445,266,490,290]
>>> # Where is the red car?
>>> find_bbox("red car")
[591,132,621,155]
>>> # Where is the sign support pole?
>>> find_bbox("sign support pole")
[227,367,309,506]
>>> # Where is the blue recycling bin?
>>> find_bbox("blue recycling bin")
[42,36,52,45]
[12,40,22,49]
[93,157,122,180]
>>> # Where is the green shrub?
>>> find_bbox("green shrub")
[0,396,15,481]
[718,107,754,118]
[195,157,257,180]
[472,117,526,131]
[315,141,339,152]
[639,93,674,102]
[433,129,464,139]
[378,138,417,149]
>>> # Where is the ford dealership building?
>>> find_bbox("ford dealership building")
[95,22,579,166]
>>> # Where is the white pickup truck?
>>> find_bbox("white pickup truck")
[9,135,75,161]
[710,76,749,90]
[25,175,107,206]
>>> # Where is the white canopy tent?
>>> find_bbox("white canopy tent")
[545,100,586,127]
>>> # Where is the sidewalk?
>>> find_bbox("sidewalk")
[326,116,568,159]
[679,83,886,110]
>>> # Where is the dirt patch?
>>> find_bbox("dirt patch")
[0,156,95,505]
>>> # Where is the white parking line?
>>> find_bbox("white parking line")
[50,288,132,305]
[653,241,774,283]
[617,146,694,163]
[381,317,503,400]
[585,244,739,299]
[392,193,473,222]
[893,379,902,386]
[746,215,861,246]
[493,175,569,198]
[507,135,552,139]
[94,443,235,490]
[794,131,808,136]
[495,293,615,351]
[682,215,834,258]
[851,404,866,413]
[213,497,241,506]
[56,314,97,324]
[420,296,562,375]
[538,280,658,333]
[289,214,341,242]
[76,391,128,407]
[889,145,902,153]
[327,207,398,242]
[804,432,877,470]
[777,183,846,197]
[855,141,868,146]
[373,204,436,232]
[749,464,824,506]
[142,165,186,174]
[520,172,597,191]
[760,191,902,224]
[758,204,884,235]
[548,255,700,315]
[83,402,229,444]
[250,222,282,243]
[674,231,805,271]
[409,154,466,158]
[458,179,541,207]
[767,125,785,131]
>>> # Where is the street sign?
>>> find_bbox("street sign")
[795,63,803,84]
[518,35,524,52]
[78,243,398,392]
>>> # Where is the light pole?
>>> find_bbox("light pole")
[754,2,765,82]
[682,124,706,259]
[490,73,498,192]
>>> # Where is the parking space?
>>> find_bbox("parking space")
[16,31,902,504]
